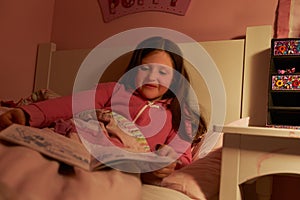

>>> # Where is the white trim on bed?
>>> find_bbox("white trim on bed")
[34,25,273,126]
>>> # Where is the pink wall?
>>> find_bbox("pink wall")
[51,0,278,50]
[0,0,55,101]
[0,0,277,101]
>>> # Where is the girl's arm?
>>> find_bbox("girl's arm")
[165,129,193,169]
[20,94,74,128]
[20,82,117,128]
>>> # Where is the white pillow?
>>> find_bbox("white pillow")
[193,117,250,160]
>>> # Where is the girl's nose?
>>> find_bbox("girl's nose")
[147,70,158,81]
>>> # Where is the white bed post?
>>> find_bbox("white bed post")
[34,43,56,92]
[241,25,273,126]
[242,25,274,200]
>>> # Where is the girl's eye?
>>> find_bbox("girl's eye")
[159,70,167,75]
[139,65,150,71]
[159,67,173,75]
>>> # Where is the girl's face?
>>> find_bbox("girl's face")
[135,50,174,100]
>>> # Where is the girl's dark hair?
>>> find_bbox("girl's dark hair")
[120,36,207,145]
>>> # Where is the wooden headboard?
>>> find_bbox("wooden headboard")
[34,25,273,126]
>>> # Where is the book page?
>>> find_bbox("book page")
[87,143,174,172]
[75,110,151,152]
[0,124,92,170]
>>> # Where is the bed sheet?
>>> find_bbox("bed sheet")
[0,140,143,200]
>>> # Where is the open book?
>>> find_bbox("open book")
[0,123,173,172]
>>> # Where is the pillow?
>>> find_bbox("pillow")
[19,89,61,105]
[161,117,250,200]
[192,117,250,160]
[0,89,61,108]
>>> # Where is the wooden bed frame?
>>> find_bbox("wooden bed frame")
[34,25,273,127]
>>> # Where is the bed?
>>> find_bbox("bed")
[0,25,273,200]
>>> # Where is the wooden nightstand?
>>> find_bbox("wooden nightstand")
[216,125,300,200]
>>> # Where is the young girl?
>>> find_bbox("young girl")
[0,36,207,180]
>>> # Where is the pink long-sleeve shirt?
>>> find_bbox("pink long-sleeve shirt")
[21,82,192,168]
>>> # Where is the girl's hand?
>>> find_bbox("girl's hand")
[141,145,178,185]
[152,161,177,178]
[152,144,178,178]
[96,109,112,125]
[105,117,149,152]
[0,108,27,130]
